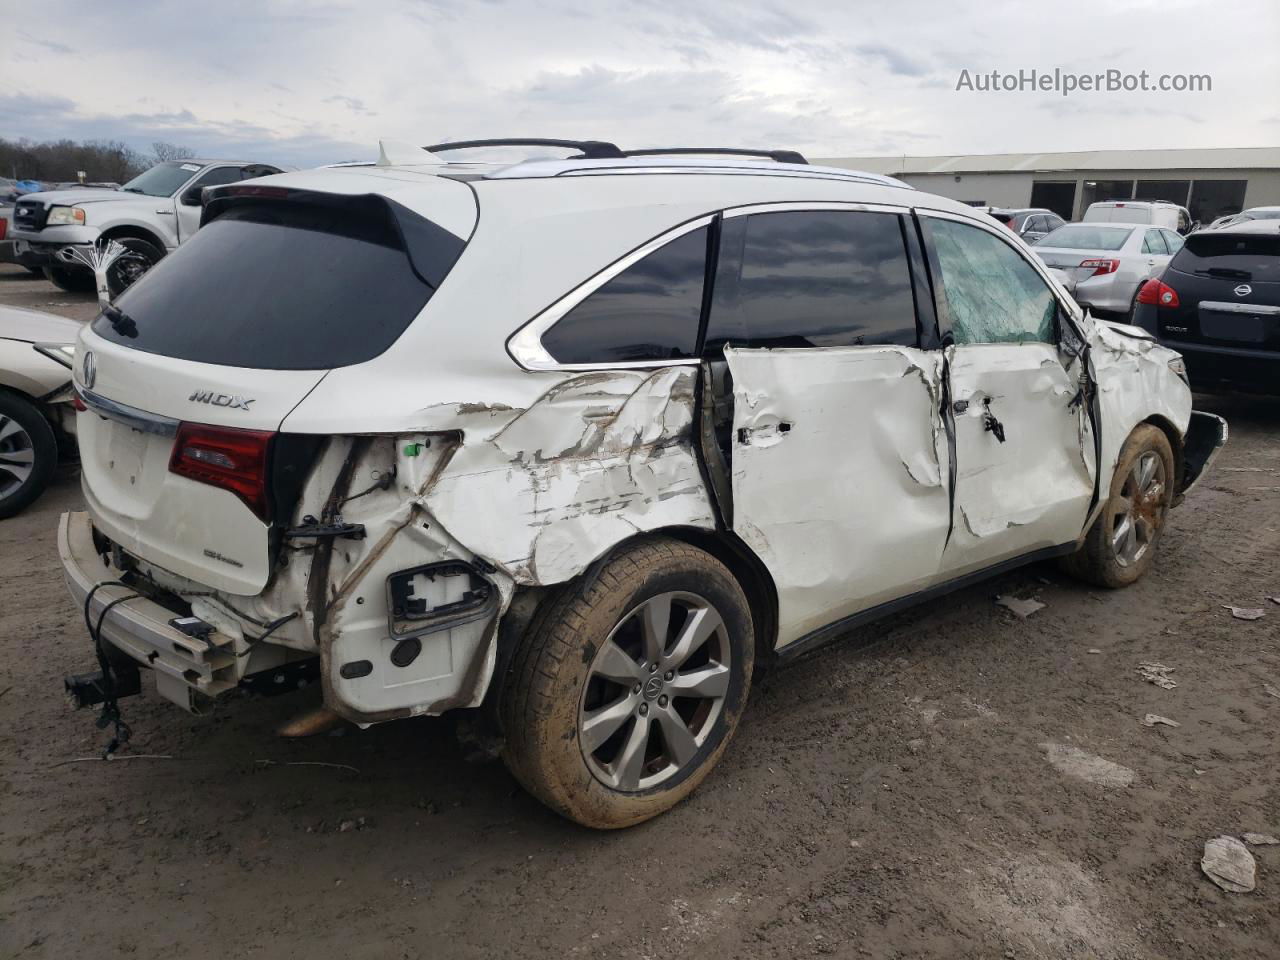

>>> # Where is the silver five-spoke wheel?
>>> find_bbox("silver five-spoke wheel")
[579,591,731,792]
[1110,450,1167,567]
[0,414,36,499]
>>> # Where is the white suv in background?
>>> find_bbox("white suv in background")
[1083,200,1194,234]
[60,139,1225,828]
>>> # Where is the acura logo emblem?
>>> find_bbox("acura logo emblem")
[1234,284,1253,298]
[82,351,96,390]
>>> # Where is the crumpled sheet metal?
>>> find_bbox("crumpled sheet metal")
[1089,319,1191,479]
[421,366,717,587]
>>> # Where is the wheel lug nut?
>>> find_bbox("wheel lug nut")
[649,663,658,673]
[658,695,668,707]
[664,671,673,681]
[633,683,642,694]
[638,703,648,716]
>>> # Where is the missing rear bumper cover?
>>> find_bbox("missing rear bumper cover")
[385,560,498,640]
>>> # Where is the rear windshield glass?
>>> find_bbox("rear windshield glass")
[1172,233,1280,281]
[1038,225,1132,250]
[93,200,462,369]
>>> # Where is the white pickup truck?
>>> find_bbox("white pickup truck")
[9,159,282,296]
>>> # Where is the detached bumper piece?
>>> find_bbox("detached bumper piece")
[58,511,238,713]
[1177,411,1229,502]
[65,662,141,709]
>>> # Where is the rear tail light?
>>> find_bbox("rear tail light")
[1136,279,1180,308]
[169,422,274,521]
[0,217,6,241]
[1079,258,1120,277]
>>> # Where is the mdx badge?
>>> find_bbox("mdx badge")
[190,390,255,410]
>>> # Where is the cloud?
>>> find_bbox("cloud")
[853,43,931,78]
[0,0,1273,166]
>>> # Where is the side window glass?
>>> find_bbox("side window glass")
[193,166,247,189]
[540,226,708,364]
[1163,230,1185,254]
[1142,230,1168,255]
[706,210,917,349]
[924,218,1056,345]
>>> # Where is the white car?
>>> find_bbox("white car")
[9,159,283,296]
[59,139,1226,828]
[1032,222,1186,317]
[0,306,80,516]
[1205,206,1280,230]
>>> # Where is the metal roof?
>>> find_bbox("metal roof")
[815,147,1280,176]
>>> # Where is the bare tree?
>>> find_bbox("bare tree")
[0,137,148,183]
[151,141,197,163]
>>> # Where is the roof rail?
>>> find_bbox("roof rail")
[423,138,624,159]
[624,147,808,165]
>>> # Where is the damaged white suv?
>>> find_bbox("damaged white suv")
[60,139,1225,828]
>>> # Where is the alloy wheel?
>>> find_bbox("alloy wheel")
[1110,450,1167,567]
[578,591,732,792]
[0,414,36,498]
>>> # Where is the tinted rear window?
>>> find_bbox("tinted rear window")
[1172,233,1280,282]
[540,225,708,364]
[706,210,918,349]
[93,200,463,369]
[1039,225,1132,251]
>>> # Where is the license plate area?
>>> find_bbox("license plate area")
[1198,307,1266,343]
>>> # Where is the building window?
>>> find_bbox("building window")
[1082,180,1134,210]
[1188,180,1248,226]
[1135,180,1191,206]
[1030,181,1076,220]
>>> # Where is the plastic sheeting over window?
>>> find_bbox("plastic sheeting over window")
[927,218,1056,345]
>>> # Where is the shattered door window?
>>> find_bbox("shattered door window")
[926,218,1056,345]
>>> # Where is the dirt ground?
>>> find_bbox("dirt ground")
[1,262,1277,959]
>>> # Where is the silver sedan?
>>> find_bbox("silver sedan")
[1032,222,1185,316]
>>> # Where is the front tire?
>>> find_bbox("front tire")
[0,392,58,519]
[501,537,754,829]
[1062,424,1175,588]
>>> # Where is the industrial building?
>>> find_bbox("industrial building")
[819,147,1280,224]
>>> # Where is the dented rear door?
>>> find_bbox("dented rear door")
[711,208,951,647]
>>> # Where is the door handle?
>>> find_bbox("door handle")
[982,399,1006,443]
[737,422,791,445]
[155,209,174,216]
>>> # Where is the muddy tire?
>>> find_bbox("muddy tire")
[500,537,754,829]
[1062,424,1175,588]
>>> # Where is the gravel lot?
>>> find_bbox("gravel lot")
[2,262,1278,959]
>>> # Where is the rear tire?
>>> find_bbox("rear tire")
[105,237,164,298]
[43,265,94,294]
[1062,424,1175,588]
[0,392,58,519]
[501,537,754,829]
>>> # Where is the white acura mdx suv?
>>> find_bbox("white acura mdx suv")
[60,139,1226,828]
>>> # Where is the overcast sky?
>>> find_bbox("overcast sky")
[2,0,1277,167]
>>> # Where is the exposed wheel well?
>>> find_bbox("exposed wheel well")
[99,225,167,253]
[1142,414,1185,492]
